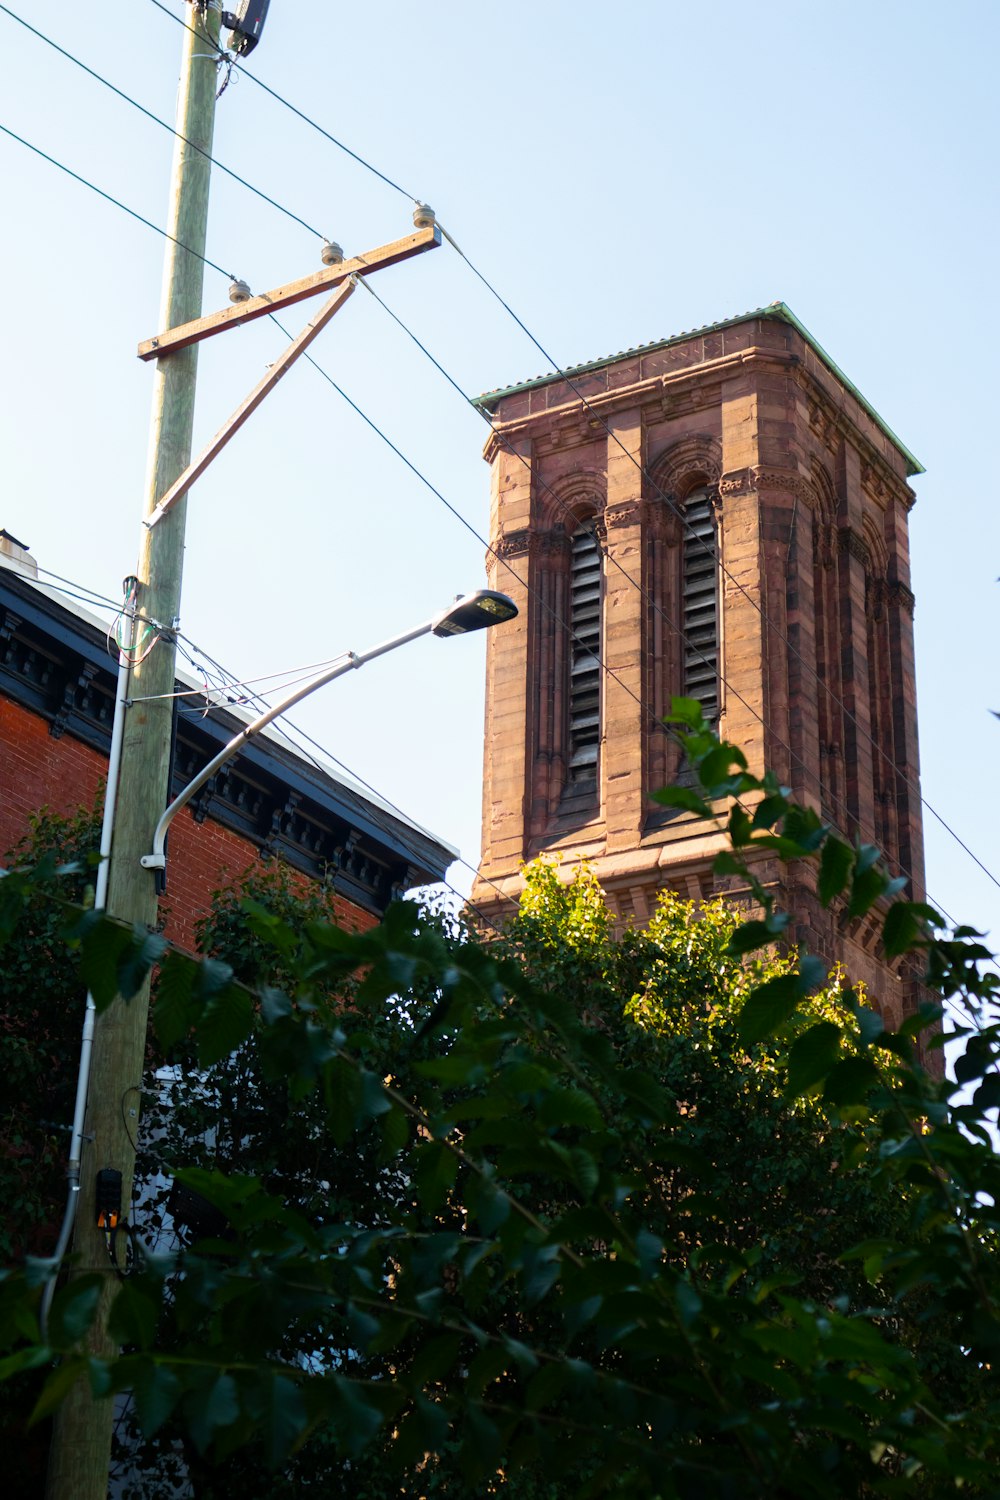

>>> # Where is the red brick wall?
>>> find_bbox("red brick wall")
[0,698,376,952]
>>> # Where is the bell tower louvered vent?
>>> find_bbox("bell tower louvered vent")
[568,528,601,784]
[681,487,719,720]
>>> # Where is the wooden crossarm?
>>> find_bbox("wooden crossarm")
[137,225,440,361]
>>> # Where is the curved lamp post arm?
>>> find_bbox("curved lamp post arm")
[139,587,517,873]
[140,620,432,871]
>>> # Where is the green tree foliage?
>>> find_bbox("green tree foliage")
[1,704,999,1496]
[0,803,102,1260]
[0,803,102,1494]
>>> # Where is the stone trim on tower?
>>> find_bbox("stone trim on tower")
[472,308,926,1028]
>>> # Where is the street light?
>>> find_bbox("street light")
[140,587,518,873]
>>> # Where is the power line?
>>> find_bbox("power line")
[0,103,620,909]
[135,0,994,906]
[0,3,328,243]
[5,54,994,909]
[0,120,236,281]
[145,0,418,202]
[273,313,984,931]
[265,313,686,773]
[6,536,970,940]
[169,629,512,932]
[354,272,1000,903]
[274,313,915,888]
[38,0,989,904]
[29,567,124,614]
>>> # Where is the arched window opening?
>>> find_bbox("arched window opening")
[567,527,602,785]
[681,487,719,720]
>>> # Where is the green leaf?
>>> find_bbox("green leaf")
[153,953,196,1049]
[525,1360,568,1412]
[413,1141,458,1215]
[259,985,292,1023]
[410,1333,463,1386]
[185,1371,239,1454]
[196,983,255,1068]
[502,1334,539,1372]
[738,974,806,1043]
[359,1068,391,1121]
[262,1375,307,1469]
[108,1281,158,1350]
[728,916,787,955]
[327,1056,362,1144]
[664,696,709,730]
[883,901,937,959]
[798,954,829,992]
[78,919,131,1010]
[118,929,168,1001]
[49,1274,103,1345]
[568,1147,599,1198]
[823,1056,881,1105]
[675,1279,702,1328]
[466,1342,510,1398]
[537,1087,604,1132]
[29,1357,88,1424]
[330,1374,383,1454]
[649,785,711,817]
[0,1346,52,1383]
[699,742,748,787]
[854,1001,885,1048]
[379,1104,409,1161]
[132,1361,182,1438]
[846,864,890,921]
[818,836,853,905]
[752,792,791,830]
[974,1074,1000,1110]
[787,1021,842,1094]
[469,1175,510,1234]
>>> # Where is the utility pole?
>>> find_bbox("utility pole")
[45,5,221,1494]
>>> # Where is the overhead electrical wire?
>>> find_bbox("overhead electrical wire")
[346,279,988,912]
[272,319,964,926]
[0,120,236,281]
[3,41,996,911]
[0,112,982,914]
[264,312,701,786]
[353,280,1000,904]
[0,2,889,858]
[11,538,968,944]
[169,628,514,932]
[126,654,358,706]
[13,0,987,904]
[145,0,419,203]
[0,3,327,243]
[137,2,1000,906]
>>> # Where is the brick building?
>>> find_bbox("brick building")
[0,534,454,942]
[471,304,925,1025]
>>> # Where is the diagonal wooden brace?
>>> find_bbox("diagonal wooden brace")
[137,225,439,361]
[145,277,356,529]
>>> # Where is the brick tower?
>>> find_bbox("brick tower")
[471,304,925,1025]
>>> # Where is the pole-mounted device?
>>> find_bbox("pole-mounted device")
[222,1,270,56]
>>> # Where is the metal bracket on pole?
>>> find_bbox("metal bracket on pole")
[145,277,357,529]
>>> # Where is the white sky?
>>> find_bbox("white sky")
[2,0,998,944]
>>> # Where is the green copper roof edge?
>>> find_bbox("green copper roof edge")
[473,302,924,479]
[763,303,923,477]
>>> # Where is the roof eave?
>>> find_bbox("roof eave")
[474,302,924,479]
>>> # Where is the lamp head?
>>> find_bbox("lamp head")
[432,589,518,637]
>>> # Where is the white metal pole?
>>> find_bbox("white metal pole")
[41,583,137,1334]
